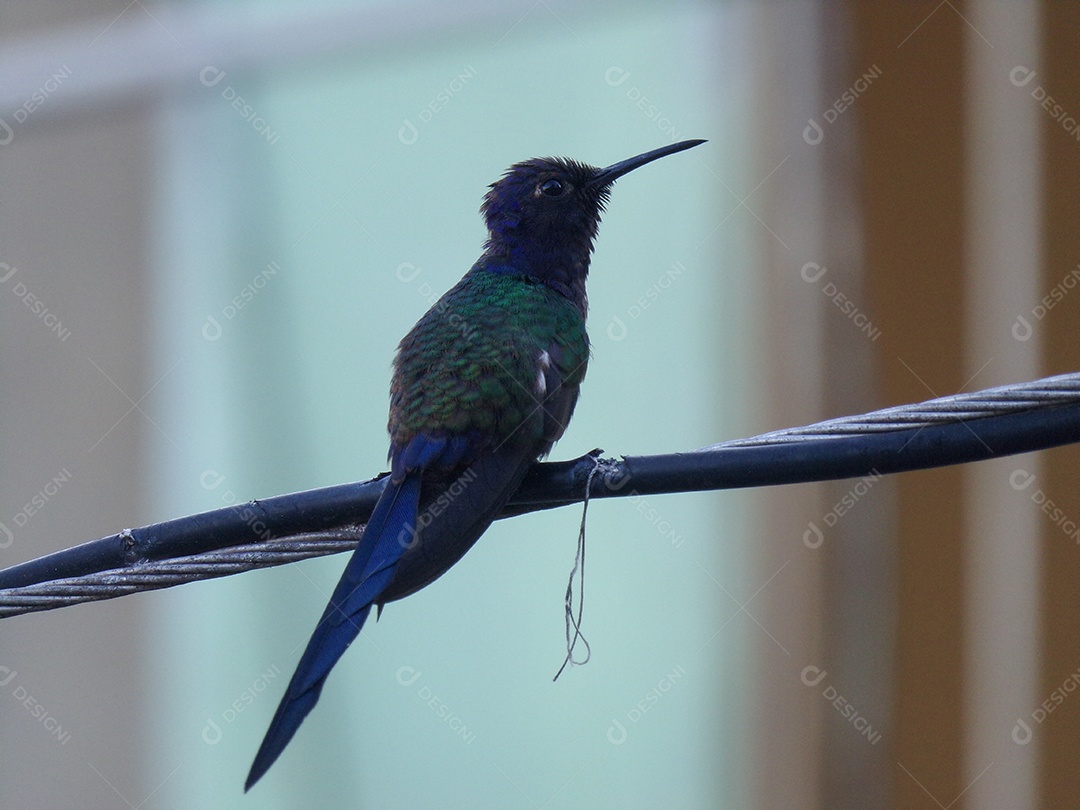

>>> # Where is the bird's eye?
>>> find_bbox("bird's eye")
[539,178,565,197]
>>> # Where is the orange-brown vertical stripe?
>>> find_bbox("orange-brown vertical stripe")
[852,2,968,807]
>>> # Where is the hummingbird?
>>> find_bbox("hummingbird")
[245,138,705,790]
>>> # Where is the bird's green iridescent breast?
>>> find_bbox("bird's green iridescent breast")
[389,268,589,452]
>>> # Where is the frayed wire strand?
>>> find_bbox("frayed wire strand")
[553,457,603,681]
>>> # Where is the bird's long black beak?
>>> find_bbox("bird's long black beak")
[590,139,706,187]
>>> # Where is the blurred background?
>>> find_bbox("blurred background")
[1,2,1078,808]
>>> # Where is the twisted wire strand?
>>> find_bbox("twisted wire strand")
[2,372,1079,619]
[713,372,1080,448]
[0,531,361,618]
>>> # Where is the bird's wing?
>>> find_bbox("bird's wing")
[376,439,538,603]
[379,325,587,602]
[536,340,587,455]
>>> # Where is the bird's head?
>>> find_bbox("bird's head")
[478,140,705,302]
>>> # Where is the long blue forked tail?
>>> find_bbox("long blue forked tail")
[245,473,421,791]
